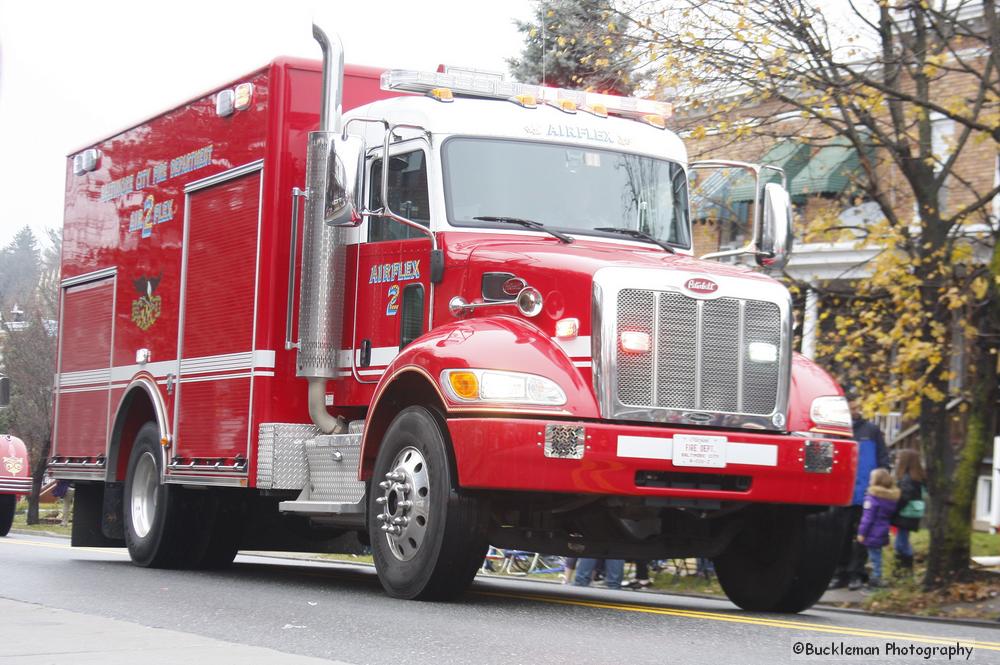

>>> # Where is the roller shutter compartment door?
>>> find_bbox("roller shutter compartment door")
[174,171,261,462]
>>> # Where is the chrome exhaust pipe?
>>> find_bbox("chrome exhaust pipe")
[296,20,347,434]
[313,21,343,133]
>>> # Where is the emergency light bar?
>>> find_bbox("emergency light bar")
[380,69,672,121]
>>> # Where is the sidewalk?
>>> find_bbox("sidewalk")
[0,598,350,665]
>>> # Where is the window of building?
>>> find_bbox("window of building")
[975,475,993,522]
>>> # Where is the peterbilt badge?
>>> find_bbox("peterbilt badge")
[684,277,719,295]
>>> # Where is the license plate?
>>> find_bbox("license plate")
[673,434,727,468]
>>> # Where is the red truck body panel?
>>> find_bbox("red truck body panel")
[54,59,398,486]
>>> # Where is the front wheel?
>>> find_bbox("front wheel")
[369,406,488,600]
[0,494,15,536]
[713,507,844,613]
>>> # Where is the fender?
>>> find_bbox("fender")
[107,373,170,482]
[359,315,600,479]
[787,352,851,437]
[0,434,31,495]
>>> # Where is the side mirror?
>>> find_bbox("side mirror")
[757,182,793,269]
[305,131,365,230]
[325,134,365,227]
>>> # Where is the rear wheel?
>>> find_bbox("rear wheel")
[369,406,488,600]
[124,423,188,567]
[0,494,15,536]
[713,507,843,613]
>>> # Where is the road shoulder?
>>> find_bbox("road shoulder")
[0,598,352,665]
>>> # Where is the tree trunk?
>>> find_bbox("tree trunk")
[922,239,1000,588]
[26,464,45,525]
[919,393,957,589]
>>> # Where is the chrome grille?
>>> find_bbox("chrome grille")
[616,289,781,417]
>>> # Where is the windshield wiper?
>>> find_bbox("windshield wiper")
[594,227,676,253]
[473,216,573,244]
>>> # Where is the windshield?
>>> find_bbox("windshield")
[442,138,691,248]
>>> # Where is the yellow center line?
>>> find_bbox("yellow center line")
[474,590,1000,651]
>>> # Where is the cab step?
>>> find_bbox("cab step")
[271,421,368,524]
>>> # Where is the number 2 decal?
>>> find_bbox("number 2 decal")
[386,284,400,316]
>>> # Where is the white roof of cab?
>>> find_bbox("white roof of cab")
[345,96,689,164]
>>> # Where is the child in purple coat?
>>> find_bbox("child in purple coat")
[856,468,900,587]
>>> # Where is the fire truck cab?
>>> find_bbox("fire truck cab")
[53,23,857,611]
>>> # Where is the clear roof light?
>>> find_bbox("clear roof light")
[381,69,671,120]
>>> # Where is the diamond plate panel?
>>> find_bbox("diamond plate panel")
[257,423,319,490]
[306,433,365,503]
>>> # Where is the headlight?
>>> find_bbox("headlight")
[441,369,567,406]
[810,396,851,429]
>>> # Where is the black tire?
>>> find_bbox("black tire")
[123,423,189,567]
[369,406,488,600]
[187,490,242,569]
[713,507,844,613]
[0,494,15,537]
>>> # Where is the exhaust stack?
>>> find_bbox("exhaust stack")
[296,21,347,434]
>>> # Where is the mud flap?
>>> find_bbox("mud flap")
[71,482,125,547]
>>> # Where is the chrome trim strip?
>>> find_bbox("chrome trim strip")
[167,461,247,473]
[60,267,117,288]
[109,376,171,481]
[48,470,106,482]
[163,475,247,487]
[736,300,746,413]
[693,299,704,410]
[650,293,662,407]
[0,479,33,492]
[184,159,264,193]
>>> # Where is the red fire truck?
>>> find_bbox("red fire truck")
[1,435,30,536]
[52,22,857,611]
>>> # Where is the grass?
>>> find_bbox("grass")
[10,508,73,537]
[859,530,1000,620]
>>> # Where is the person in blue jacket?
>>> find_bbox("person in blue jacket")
[828,397,889,590]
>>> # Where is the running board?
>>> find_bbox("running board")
[272,420,368,522]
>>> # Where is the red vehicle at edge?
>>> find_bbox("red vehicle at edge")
[51,22,857,611]
[0,435,30,536]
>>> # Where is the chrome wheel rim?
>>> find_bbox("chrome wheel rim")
[130,451,159,539]
[375,446,430,562]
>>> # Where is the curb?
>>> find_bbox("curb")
[9,527,70,539]
[811,601,1000,628]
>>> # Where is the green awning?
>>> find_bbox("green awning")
[789,136,863,198]
[729,141,812,202]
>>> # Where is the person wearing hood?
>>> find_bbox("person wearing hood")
[830,397,890,590]
[856,468,901,588]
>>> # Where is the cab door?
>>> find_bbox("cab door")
[351,143,432,382]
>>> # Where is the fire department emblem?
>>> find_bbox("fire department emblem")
[3,456,22,475]
[131,273,162,330]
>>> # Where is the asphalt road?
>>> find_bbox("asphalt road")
[0,533,996,665]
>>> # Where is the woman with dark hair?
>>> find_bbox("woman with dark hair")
[891,449,926,575]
